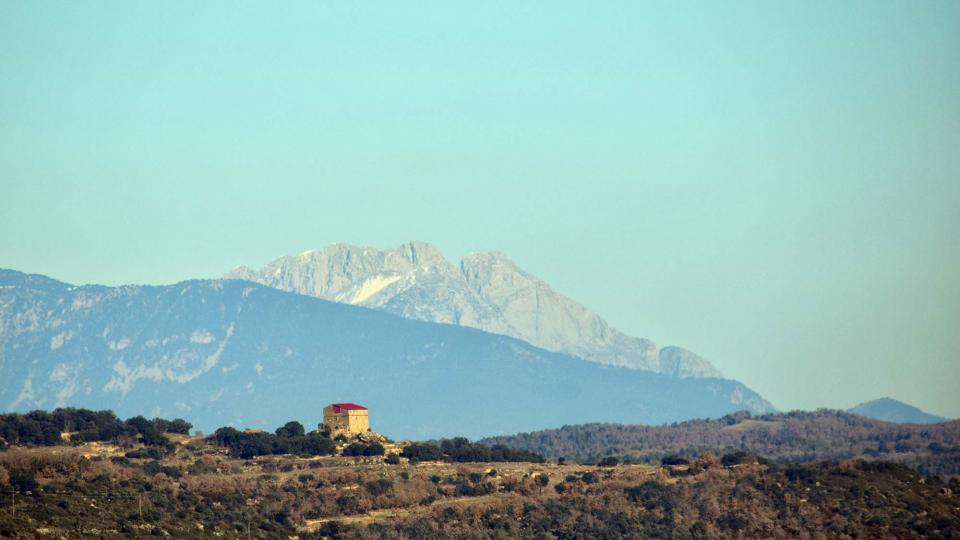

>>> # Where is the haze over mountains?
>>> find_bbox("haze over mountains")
[849,398,948,425]
[0,268,774,438]
[227,241,723,378]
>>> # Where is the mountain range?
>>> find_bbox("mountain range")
[0,267,774,439]
[227,242,722,378]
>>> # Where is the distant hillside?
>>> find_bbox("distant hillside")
[849,397,947,424]
[227,241,723,377]
[480,410,960,476]
[0,269,773,439]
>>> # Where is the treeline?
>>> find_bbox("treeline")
[480,410,960,474]
[401,437,544,463]
[0,409,191,448]
[211,422,335,458]
[2,410,547,465]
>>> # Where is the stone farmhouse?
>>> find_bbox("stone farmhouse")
[322,402,370,434]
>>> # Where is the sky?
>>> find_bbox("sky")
[1,2,958,418]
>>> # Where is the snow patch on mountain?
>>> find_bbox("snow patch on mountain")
[50,331,72,350]
[106,360,166,396]
[9,378,35,410]
[344,274,401,304]
[190,329,215,344]
[103,323,235,394]
[108,338,131,351]
[50,363,81,407]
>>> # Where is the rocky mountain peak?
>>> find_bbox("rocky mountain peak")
[400,241,447,265]
[225,242,725,379]
[658,346,723,379]
[461,250,520,269]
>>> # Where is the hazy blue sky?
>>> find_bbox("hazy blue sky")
[2,2,958,417]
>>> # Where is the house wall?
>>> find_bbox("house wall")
[346,410,369,433]
[322,406,370,434]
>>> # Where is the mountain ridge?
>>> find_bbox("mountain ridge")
[0,268,774,439]
[226,241,723,378]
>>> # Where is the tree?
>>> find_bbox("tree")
[536,474,549,494]
[363,442,385,456]
[275,421,305,438]
[124,416,168,447]
[155,418,192,435]
[401,443,445,462]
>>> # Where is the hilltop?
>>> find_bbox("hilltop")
[480,410,960,478]
[849,397,948,425]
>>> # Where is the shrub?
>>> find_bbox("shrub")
[342,443,367,457]
[661,454,689,466]
[143,460,181,478]
[625,481,675,511]
[9,471,37,493]
[599,456,619,467]
[365,479,393,496]
[336,494,363,514]
[126,447,165,460]
[721,451,754,467]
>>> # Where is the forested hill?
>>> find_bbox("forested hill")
[480,410,960,474]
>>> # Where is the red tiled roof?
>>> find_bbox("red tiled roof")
[331,402,367,411]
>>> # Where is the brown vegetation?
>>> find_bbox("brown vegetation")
[1,436,959,538]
